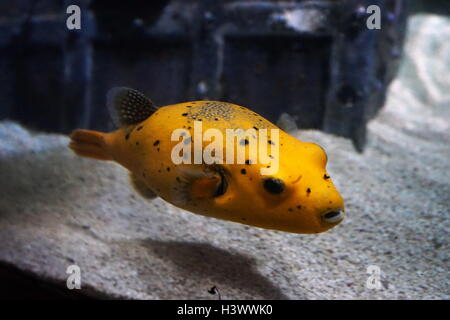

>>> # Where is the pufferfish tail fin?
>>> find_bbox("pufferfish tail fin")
[69,129,112,161]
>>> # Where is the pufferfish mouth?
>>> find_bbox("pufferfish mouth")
[321,209,345,224]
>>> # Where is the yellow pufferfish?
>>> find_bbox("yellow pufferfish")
[69,87,344,234]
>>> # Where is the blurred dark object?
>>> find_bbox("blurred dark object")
[409,0,450,15]
[0,0,409,151]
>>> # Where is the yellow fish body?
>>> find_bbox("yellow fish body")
[69,87,344,234]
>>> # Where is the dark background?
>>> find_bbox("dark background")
[0,0,414,151]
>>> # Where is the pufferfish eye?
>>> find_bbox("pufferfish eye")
[263,178,285,194]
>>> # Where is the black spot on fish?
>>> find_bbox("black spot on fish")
[166,167,171,172]
[245,160,252,165]
[324,174,330,180]
[182,113,188,116]
[136,126,143,131]
[214,118,219,121]
[125,133,130,140]
[266,165,271,168]
[306,188,311,195]
[240,139,249,146]
[153,140,160,146]
[297,205,302,210]
[136,141,139,145]
[241,169,246,174]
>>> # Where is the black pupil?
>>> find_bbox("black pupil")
[263,178,285,194]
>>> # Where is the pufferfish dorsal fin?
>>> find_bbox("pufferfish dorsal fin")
[106,87,157,127]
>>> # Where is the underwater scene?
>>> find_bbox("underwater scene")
[0,0,448,303]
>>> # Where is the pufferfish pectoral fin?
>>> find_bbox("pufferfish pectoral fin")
[129,173,157,200]
[171,165,226,206]
[106,87,158,127]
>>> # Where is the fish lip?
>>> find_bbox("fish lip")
[321,209,345,224]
